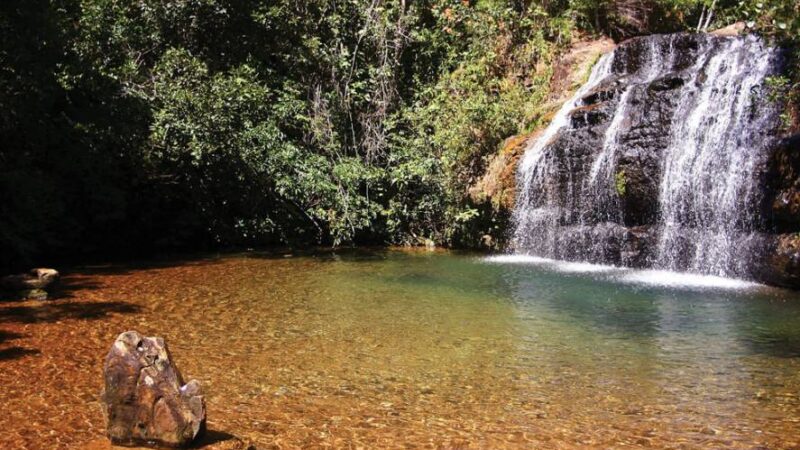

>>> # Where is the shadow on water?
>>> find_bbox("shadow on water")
[243,246,473,263]
[0,347,41,361]
[743,334,800,358]
[0,329,39,361]
[0,270,105,302]
[191,429,239,448]
[67,256,219,277]
[0,254,223,301]
[0,329,23,342]
[0,301,141,324]
[243,246,394,263]
[49,277,104,300]
[731,294,800,358]
[0,300,141,361]
[0,264,143,361]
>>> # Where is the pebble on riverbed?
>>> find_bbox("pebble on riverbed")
[102,331,206,448]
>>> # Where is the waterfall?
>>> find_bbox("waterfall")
[655,37,780,277]
[512,33,783,279]
[513,52,615,261]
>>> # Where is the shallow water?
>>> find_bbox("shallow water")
[1,249,799,449]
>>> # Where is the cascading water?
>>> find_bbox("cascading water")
[512,33,783,280]
[656,37,781,277]
[513,52,614,261]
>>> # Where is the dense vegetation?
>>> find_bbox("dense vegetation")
[1,0,798,271]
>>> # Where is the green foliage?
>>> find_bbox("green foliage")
[567,0,698,39]
[728,0,799,38]
[2,0,798,271]
[615,170,628,197]
[386,2,568,246]
[740,0,800,129]
[766,75,795,128]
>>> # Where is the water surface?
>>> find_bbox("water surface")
[1,249,799,448]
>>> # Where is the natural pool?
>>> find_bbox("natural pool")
[1,249,799,449]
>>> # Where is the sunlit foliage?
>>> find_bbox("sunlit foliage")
[1,0,797,270]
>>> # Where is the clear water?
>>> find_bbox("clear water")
[1,250,799,448]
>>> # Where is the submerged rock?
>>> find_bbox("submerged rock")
[1,267,60,289]
[103,331,205,448]
[1,268,59,299]
[620,226,655,268]
[19,288,49,300]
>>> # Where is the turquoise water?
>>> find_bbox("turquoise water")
[306,250,800,446]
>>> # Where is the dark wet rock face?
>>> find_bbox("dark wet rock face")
[620,226,655,268]
[767,135,800,233]
[752,233,800,289]
[103,331,205,448]
[513,32,800,287]
[762,135,800,286]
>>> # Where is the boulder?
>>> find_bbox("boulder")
[1,268,59,299]
[620,226,655,268]
[710,22,746,37]
[103,331,205,448]
[1,268,59,290]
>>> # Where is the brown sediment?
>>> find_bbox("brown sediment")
[0,251,799,449]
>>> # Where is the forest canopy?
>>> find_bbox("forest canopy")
[1,0,798,271]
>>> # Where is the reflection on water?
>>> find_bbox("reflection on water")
[1,249,799,448]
